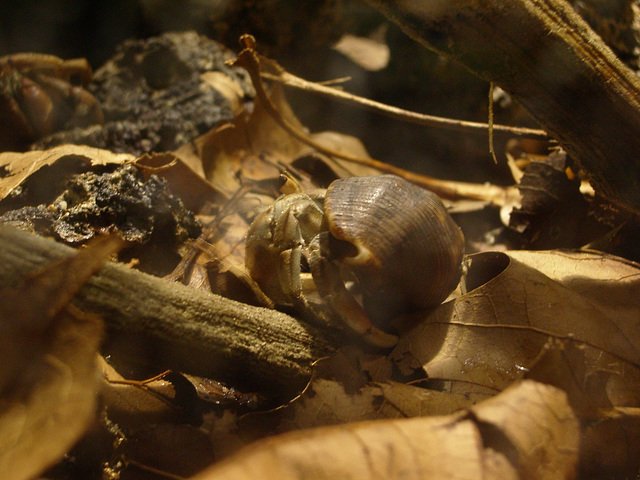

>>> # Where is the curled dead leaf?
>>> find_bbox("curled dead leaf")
[0,145,135,202]
[392,250,640,408]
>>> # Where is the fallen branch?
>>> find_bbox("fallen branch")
[365,0,640,214]
[0,224,336,397]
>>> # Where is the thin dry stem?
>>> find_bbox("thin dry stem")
[260,66,548,140]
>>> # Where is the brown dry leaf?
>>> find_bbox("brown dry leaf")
[236,348,474,435]
[525,338,603,417]
[304,130,383,179]
[192,380,578,480]
[190,81,381,195]
[204,356,479,463]
[196,84,310,195]
[0,234,123,480]
[123,423,216,478]
[376,381,476,417]
[0,145,135,202]
[391,250,640,407]
[277,379,404,431]
[100,358,195,429]
[210,378,401,456]
[206,370,476,463]
[0,147,212,217]
[526,338,640,475]
[279,378,474,430]
[200,70,247,118]
[469,380,579,480]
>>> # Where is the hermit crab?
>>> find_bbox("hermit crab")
[245,174,465,348]
[0,53,104,150]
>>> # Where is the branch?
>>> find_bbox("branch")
[365,0,640,214]
[0,224,336,397]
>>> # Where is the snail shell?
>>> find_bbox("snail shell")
[323,175,465,325]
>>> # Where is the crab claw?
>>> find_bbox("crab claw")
[308,233,398,349]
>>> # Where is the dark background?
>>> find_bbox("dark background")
[0,0,514,184]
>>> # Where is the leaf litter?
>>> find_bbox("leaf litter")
[0,35,639,480]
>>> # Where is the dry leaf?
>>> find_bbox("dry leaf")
[277,378,475,429]
[209,356,475,458]
[469,381,578,480]
[100,358,197,429]
[579,407,640,477]
[192,380,578,480]
[392,250,640,407]
[376,381,476,417]
[332,33,391,71]
[304,130,383,179]
[194,81,382,195]
[278,379,403,431]
[525,338,603,417]
[0,234,123,480]
[526,338,640,475]
[0,145,135,202]
[198,84,309,195]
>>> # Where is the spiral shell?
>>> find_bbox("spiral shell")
[323,175,465,324]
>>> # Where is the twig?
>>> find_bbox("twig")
[259,61,548,141]
[488,83,498,164]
